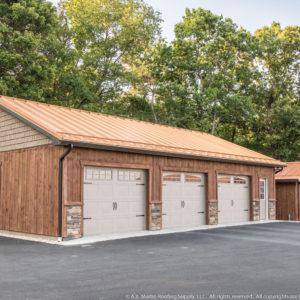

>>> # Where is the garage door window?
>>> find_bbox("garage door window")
[85,168,112,180]
[162,173,181,182]
[234,177,246,184]
[218,176,231,184]
[118,170,141,181]
[184,174,202,183]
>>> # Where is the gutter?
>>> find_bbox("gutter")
[275,179,300,183]
[58,144,73,241]
[275,167,284,174]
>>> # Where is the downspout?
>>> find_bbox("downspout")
[58,144,73,241]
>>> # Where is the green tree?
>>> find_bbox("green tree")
[63,0,161,111]
[0,0,60,100]
[44,1,94,106]
[248,22,300,161]
[149,8,257,139]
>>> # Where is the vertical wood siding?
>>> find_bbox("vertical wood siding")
[0,145,276,237]
[276,182,299,220]
[0,145,63,236]
[64,148,276,237]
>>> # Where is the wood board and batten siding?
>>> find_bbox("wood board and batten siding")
[0,146,65,236]
[0,107,56,236]
[63,147,276,237]
[276,182,299,221]
[0,144,277,238]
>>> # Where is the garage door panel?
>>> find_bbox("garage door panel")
[113,216,129,232]
[132,216,146,230]
[117,185,130,196]
[163,200,180,214]
[83,184,99,200]
[83,221,99,236]
[129,201,145,214]
[99,185,114,197]
[84,201,102,218]
[218,175,250,224]
[168,214,182,228]
[129,184,145,196]
[84,167,147,236]
[162,171,206,229]
[100,219,117,234]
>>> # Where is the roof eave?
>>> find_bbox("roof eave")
[59,140,286,168]
[275,178,300,183]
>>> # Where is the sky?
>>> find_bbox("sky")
[50,0,300,41]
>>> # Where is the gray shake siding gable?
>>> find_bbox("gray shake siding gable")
[0,108,52,152]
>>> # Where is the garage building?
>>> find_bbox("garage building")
[0,96,285,239]
[276,162,300,221]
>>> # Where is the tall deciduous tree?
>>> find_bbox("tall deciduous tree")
[63,0,161,111]
[149,8,256,138]
[248,22,300,160]
[0,0,60,100]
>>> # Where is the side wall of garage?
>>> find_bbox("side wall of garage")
[0,145,65,236]
[63,147,276,238]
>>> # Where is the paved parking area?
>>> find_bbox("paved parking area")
[1,222,300,300]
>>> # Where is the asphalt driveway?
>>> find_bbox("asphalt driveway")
[1,222,300,300]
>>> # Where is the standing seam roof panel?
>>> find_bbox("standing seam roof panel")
[0,95,285,166]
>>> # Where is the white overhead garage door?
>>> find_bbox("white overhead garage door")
[217,175,250,224]
[162,171,206,229]
[83,167,147,236]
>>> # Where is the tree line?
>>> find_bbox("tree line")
[1,0,299,161]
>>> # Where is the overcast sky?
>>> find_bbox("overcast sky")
[50,0,300,41]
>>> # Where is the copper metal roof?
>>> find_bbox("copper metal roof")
[276,162,300,181]
[0,95,285,167]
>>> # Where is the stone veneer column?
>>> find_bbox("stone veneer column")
[208,200,218,225]
[252,200,260,221]
[150,203,161,230]
[66,206,82,239]
[207,171,218,225]
[268,199,276,220]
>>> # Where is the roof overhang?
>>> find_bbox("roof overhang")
[275,179,300,183]
[59,140,286,168]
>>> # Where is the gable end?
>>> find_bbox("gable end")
[0,108,52,152]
